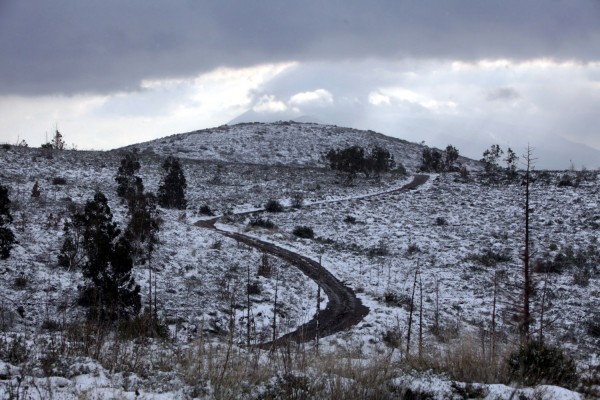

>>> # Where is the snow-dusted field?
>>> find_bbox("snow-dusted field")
[0,131,598,398]
[230,172,600,360]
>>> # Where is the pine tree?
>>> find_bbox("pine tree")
[505,148,518,179]
[76,192,141,320]
[57,220,83,270]
[444,145,460,171]
[158,156,187,209]
[126,192,159,265]
[0,185,16,259]
[420,147,443,172]
[115,151,144,207]
[51,129,65,150]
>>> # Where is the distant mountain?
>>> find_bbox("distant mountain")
[121,121,480,172]
[228,110,325,125]
[533,135,600,170]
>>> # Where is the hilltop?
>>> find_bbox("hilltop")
[122,121,480,172]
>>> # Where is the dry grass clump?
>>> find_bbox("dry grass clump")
[406,333,515,384]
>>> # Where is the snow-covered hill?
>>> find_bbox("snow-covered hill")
[122,121,480,172]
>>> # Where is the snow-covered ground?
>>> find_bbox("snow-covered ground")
[0,138,597,398]
[124,121,480,172]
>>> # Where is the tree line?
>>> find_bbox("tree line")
[324,145,396,178]
[0,151,188,328]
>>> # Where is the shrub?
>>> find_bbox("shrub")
[383,291,412,309]
[248,218,275,229]
[265,199,284,212]
[573,268,591,287]
[382,329,402,348]
[405,243,421,256]
[435,216,447,226]
[368,239,389,257]
[52,177,67,185]
[507,340,577,388]
[291,193,304,209]
[247,281,261,295]
[1,144,10,150]
[344,215,357,224]
[41,319,61,331]
[293,226,314,239]
[533,259,563,274]
[118,313,170,339]
[199,205,214,216]
[558,174,574,187]
[14,275,28,289]
[470,249,511,267]
[586,314,600,338]
[31,181,41,198]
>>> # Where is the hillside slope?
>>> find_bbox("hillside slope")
[122,121,479,172]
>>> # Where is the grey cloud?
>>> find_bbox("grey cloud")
[2,0,600,95]
[486,87,520,102]
[235,60,600,169]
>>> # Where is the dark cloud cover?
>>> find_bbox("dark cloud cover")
[2,0,600,95]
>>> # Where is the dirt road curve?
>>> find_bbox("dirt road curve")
[194,174,429,346]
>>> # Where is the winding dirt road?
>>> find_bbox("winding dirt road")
[195,174,429,346]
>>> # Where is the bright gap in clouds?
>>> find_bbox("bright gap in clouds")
[1,58,599,169]
[0,62,295,149]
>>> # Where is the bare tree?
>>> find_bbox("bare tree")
[272,265,279,344]
[520,146,535,343]
[406,261,420,357]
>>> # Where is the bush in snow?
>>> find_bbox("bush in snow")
[199,204,215,216]
[292,226,314,239]
[291,192,304,209]
[435,216,447,226]
[265,199,284,212]
[248,218,275,229]
[507,340,577,388]
[52,177,67,185]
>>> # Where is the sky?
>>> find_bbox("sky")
[1,1,600,169]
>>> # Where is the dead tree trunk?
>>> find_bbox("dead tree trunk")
[406,261,420,357]
[491,270,498,360]
[272,265,279,344]
[247,263,251,347]
[521,146,534,343]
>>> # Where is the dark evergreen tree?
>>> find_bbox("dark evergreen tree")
[325,146,394,178]
[76,192,141,320]
[505,147,518,178]
[325,146,367,177]
[115,151,144,207]
[420,147,443,172]
[0,185,16,259]
[444,145,460,171]
[126,192,159,265]
[158,156,187,209]
[368,146,395,175]
[51,129,65,150]
[482,144,504,175]
[57,220,84,270]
